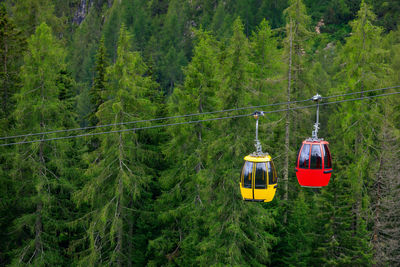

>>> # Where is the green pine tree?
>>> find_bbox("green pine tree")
[148,29,221,266]
[0,7,26,263]
[197,18,277,266]
[12,0,65,38]
[315,2,389,265]
[282,191,315,266]
[9,22,77,266]
[73,24,160,266]
[69,3,103,85]
[89,36,108,127]
[0,3,25,116]
[281,0,313,211]
[156,0,189,92]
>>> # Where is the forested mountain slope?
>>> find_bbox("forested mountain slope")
[0,0,399,266]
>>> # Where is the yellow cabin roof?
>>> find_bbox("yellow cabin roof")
[244,154,272,162]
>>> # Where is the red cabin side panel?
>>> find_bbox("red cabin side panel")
[296,168,331,187]
[296,140,332,188]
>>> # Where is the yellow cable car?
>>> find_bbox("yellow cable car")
[240,154,277,202]
[239,111,278,202]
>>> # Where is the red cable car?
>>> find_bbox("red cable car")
[296,139,332,187]
[295,94,333,188]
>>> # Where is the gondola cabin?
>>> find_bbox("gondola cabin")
[295,140,332,187]
[240,154,277,202]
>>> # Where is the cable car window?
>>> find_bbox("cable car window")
[310,145,322,169]
[268,162,277,184]
[255,163,267,189]
[299,144,310,168]
[323,144,332,168]
[242,161,253,188]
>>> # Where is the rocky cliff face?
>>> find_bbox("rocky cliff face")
[73,0,92,24]
[73,0,114,25]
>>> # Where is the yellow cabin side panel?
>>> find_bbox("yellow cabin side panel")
[240,183,253,199]
[253,186,276,202]
[264,185,277,202]
[253,188,266,201]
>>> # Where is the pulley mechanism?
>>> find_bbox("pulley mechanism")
[311,94,322,140]
[252,111,265,155]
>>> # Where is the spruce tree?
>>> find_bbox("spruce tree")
[9,22,76,266]
[73,25,159,266]
[281,0,312,218]
[12,0,65,38]
[148,29,221,266]
[282,192,315,266]
[315,2,389,264]
[370,104,400,266]
[69,3,103,85]
[274,2,319,265]
[197,18,277,266]
[89,36,108,127]
[369,23,400,266]
[0,3,25,116]
[250,18,283,98]
[156,0,189,92]
[0,7,25,263]
[274,7,314,266]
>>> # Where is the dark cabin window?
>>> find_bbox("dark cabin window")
[255,163,267,189]
[242,161,253,188]
[299,144,310,168]
[323,144,332,168]
[310,145,322,169]
[268,161,277,184]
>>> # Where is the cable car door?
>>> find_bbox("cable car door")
[240,161,253,200]
[253,162,267,200]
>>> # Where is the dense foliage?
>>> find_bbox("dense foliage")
[0,0,399,266]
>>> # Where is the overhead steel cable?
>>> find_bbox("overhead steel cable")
[0,96,312,140]
[322,85,400,100]
[1,90,399,147]
[1,85,399,141]
[0,114,251,146]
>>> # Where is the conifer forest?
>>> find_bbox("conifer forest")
[1,0,400,266]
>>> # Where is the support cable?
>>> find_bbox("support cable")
[1,90,399,147]
[1,85,399,141]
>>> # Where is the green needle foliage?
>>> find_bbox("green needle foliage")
[73,24,159,266]
[198,19,277,266]
[10,22,77,266]
[0,7,25,263]
[0,0,400,266]
[11,0,65,38]
[0,4,25,117]
[89,36,108,127]
[148,29,221,266]
[315,2,390,265]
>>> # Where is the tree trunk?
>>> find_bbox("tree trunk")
[34,83,46,261]
[283,20,293,224]
[372,113,400,266]
[34,200,43,258]
[34,140,44,260]
[2,36,9,114]
[117,176,123,267]
[117,132,124,267]
[128,199,134,267]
